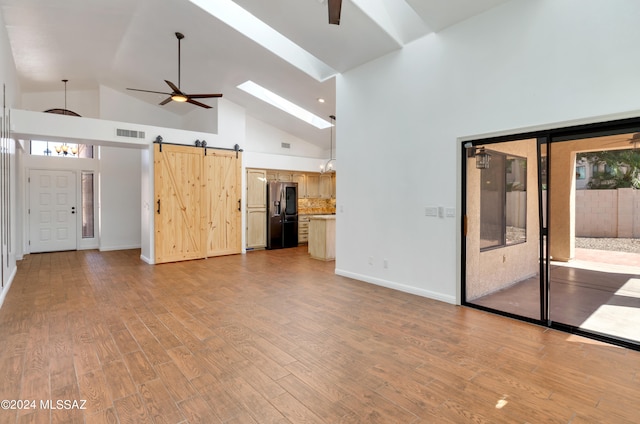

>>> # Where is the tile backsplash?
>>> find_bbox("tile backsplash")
[299,198,336,215]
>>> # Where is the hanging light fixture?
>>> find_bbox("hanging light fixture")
[322,115,336,173]
[62,79,68,115]
[475,147,491,169]
[52,79,78,157]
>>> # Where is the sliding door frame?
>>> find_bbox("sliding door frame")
[462,116,640,351]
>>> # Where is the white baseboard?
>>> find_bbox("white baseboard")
[334,268,457,305]
[99,244,141,252]
[140,254,154,264]
[0,266,18,311]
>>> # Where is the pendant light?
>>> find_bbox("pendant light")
[52,79,78,156]
[322,114,336,173]
[62,79,68,115]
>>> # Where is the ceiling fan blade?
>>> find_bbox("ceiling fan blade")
[127,87,172,96]
[164,80,182,94]
[187,93,223,99]
[126,33,223,110]
[186,98,212,109]
[328,0,342,25]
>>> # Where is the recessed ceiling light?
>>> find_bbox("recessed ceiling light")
[238,81,333,129]
[317,98,325,103]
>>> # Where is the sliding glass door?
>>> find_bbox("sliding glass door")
[463,137,543,322]
[547,131,640,345]
[463,118,640,349]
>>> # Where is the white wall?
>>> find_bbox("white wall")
[336,0,640,304]
[245,116,326,161]
[99,85,182,128]
[0,10,19,309]
[0,10,19,108]
[99,146,142,251]
[22,88,100,118]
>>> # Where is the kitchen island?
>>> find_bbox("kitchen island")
[308,215,336,260]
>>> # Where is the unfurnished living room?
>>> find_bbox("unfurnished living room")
[1,0,640,423]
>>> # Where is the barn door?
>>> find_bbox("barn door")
[154,144,205,263]
[204,149,242,256]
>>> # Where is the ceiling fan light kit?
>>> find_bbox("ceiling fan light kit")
[171,94,188,103]
[126,32,222,109]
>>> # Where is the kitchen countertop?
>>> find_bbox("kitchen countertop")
[308,214,336,220]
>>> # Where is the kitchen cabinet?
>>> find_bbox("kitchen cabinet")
[277,172,293,182]
[246,169,267,249]
[319,173,333,198]
[266,171,293,182]
[308,215,336,260]
[332,173,336,198]
[298,215,310,244]
[292,173,306,198]
[306,173,320,198]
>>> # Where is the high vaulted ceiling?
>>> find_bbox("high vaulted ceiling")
[0,0,511,147]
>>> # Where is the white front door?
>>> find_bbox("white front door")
[29,169,77,253]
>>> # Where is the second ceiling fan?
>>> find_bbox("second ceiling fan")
[127,32,222,109]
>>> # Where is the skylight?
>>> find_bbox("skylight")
[188,0,337,82]
[237,81,333,129]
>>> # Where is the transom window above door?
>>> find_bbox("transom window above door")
[30,140,94,158]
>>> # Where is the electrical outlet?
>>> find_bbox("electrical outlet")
[445,208,455,218]
[368,256,373,265]
[383,259,388,269]
[438,206,444,218]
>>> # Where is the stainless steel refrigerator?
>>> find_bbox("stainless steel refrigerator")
[266,181,298,249]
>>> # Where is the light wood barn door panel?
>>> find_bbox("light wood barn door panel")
[204,149,242,257]
[154,144,205,263]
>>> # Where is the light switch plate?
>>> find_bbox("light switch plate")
[425,207,438,217]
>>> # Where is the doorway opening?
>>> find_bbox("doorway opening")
[462,117,640,350]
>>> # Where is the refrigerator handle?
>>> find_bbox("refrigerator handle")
[280,189,285,217]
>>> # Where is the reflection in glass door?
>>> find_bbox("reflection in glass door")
[463,137,543,321]
[548,132,640,345]
[463,120,640,350]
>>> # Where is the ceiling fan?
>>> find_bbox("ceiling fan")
[328,0,342,25]
[127,32,222,109]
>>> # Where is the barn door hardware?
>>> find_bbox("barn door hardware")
[155,135,163,152]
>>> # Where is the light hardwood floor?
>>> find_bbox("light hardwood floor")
[0,247,639,423]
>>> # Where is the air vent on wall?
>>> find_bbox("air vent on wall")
[116,128,146,139]
[281,142,291,149]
